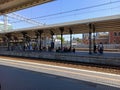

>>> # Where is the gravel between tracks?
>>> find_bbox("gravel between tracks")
[0,56,120,75]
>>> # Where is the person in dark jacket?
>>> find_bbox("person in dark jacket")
[93,43,97,53]
[98,42,104,54]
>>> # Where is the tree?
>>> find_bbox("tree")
[73,37,82,43]
[56,35,65,43]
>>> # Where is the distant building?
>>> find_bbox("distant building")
[109,31,120,44]
[82,31,120,44]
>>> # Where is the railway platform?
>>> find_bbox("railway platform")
[0,50,120,66]
[0,57,120,90]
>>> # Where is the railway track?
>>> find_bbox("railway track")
[0,56,120,75]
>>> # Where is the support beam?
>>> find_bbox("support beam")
[35,31,39,51]
[5,33,11,51]
[93,24,96,53]
[50,30,55,50]
[50,30,54,42]
[38,30,43,51]
[69,28,73,51]
[88,23,92,54]
[21,32,27,51]
[59,27,64,49]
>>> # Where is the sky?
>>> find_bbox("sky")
[1,0,120,28]
[0,0,120,40]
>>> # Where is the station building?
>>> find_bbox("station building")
[82,31,120,44]
[109,31,120,44]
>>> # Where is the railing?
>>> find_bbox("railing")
[74,44,120,49]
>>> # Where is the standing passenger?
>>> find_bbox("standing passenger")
[72,48,75,53]
[98,42,104,54]
[93,43,97,53]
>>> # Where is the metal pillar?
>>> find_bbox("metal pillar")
[69,28,72,51]
[59,27,64,49]
[93,24,96,53]
[5,34,11,51]
[88,23,92,54]
[50,30,54,42]
[21,32,27,51]
[38,30,43,51]
[50,30,55,50]
[35,31,39,51]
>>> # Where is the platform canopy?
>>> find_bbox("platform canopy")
[0,0,54,15]
[0,14,120,38]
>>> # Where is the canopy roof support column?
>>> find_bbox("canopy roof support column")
[21,32,28,51]
[69,28,73,51]
[93,24,96,53]
[50,30,54,42]
[38,30,43,51]
[88,23,92,54]
[5,34,11,51]
[59,27,64,49]
[35,31,39,51]
[50,30,55,50]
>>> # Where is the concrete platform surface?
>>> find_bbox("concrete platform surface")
[0,57,120,90]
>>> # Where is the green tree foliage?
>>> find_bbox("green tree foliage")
[56,35,65,43]
[73,37,82,43]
